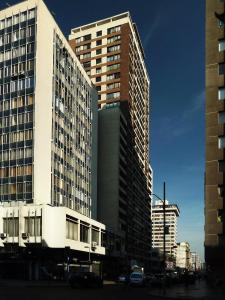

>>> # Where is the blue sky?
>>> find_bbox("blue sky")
[2,0,205,259]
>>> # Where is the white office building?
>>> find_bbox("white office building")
[176,242,191,270]
[152,200,180,257]
[0,0,105,279]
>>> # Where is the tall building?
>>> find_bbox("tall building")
[190,252,202,271]
[152,200,180,257]
[205,0,225,282]
[176,242,191,270]
[0,0,105,279]
[69,12,152,268]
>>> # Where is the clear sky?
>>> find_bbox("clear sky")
[2,0,205,260]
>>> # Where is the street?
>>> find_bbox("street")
[0,283,166,300]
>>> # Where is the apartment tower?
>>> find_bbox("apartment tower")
[205,0,225,282]
[0,0,105,279]
[152,200,180,258]
[69,13,152,268]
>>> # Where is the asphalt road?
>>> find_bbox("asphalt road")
[0,284,166,300]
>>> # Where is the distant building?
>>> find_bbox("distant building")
[0,0,105,279]
[152,200,180,257]
[176,242,191,270]
[205,0,225,283]
[69,12,153,269]
[190,252,202,271]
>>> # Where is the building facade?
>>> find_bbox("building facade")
[152,200,180,258]
[69,12,152,268]
[205,0,225,282]
[0,0,105,279]
[190,252,202,271]
[176,242,191,270]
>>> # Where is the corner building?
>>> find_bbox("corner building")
[0,0,105,279]
[69,12,152,269]
[205,0,225,283]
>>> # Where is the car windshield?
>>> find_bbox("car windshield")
[131,274,142,278]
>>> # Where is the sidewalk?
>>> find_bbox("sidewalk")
[148,280,225,300]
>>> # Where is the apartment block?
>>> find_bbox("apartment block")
[152,200,180,257]
[0,0,105,279]
[69,13,152,268]
[176,242,191,270]
[205,0,225,281]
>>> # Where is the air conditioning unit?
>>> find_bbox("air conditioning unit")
[21,233,29,240]
[0,233,7,240]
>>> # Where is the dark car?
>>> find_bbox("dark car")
[68,271,103,288]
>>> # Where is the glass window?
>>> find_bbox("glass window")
[96,31,102,37]
[219,112,225,123]
[96,39,102,46]
[3,218,19,237]
[96,58,102,64]
[219,63,225,75]
[219,87,225,100]
[96,49,102,55]
[66,218,78,240]
[80,223,89,243]
[219,136,225,148]
[25,217,41,236]
[96,76,101,82]
[219,39,225,51]
[83,34,91,41]
[92,228,99,245]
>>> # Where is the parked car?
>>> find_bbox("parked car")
[68,271,103,288]
[129,272,146,287]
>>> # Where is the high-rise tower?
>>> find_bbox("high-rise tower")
[69,13,152,268]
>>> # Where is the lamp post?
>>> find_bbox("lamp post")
[152,182,166,294]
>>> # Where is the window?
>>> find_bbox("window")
[66,217,78,240]
[96,58,102,64]
[219,63,225,75]
[83,52,91,59]
[83,61,91,68]
[25,217,41,236]
[96,30,102,37]
[219,112,225,123]
[75,37,82,43]
[219,87,225,100]
[80,222,89,243]
[219,136,225,148]
[107,54,120,62]
[96,49,102,55]
[107,26,121,34]
[107,45,120,53]
[96,39,102,46]
[92,227,99,245]
[106,92,120,100]
[107,63,120,71]
[219,39,225,51]
[83,34,91,41]
[3,218,19,237]
[219,160,225,172]
[96,86,101,91]
[107,72,120,80]
[96,76,101,82]
[83,43,91,50]
[107,35,121,44]
[107,82,120,90]
[96,67,101,74]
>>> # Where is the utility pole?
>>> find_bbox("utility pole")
[163,181,166,295]
[163,181,166,271]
